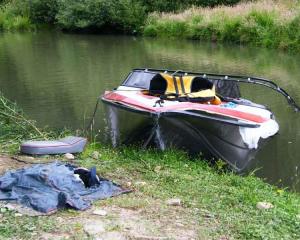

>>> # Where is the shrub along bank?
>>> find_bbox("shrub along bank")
[0,0,244,32]
[0,0,146,32]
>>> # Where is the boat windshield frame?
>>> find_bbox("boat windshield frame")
[121,70,159,89]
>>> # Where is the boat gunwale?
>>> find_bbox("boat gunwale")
[101,97,260,128]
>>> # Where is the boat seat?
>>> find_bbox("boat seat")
[20,136,87,155]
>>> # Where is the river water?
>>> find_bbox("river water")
[0,31,299,191]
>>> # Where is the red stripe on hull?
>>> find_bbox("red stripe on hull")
[103,92,268,123]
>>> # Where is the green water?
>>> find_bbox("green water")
[0,31,299,191]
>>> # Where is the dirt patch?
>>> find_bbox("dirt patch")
[0,155,28,174]
[61,205,199,240]
[0,154,68,174]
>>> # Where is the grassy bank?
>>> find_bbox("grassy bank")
[144,0,300,51]
[79,144,300,239]
[1,144,300,239]
[1,94,300,239]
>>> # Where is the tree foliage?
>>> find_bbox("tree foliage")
[138,0,242,12]
[56,0,146,32]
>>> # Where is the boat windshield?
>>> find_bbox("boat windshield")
[122,71,157,89]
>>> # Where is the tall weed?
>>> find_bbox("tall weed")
[0,2,33,31]
[144,0,300,51]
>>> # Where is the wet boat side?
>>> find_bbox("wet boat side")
[102,98,265,171]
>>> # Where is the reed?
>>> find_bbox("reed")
[0,3,33,31]
[0,94,39,151]
[0,93,66,152]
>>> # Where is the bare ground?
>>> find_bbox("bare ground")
[0,155,205,240]
[0,155,28,174]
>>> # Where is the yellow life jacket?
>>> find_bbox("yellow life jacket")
[158,73,221,104]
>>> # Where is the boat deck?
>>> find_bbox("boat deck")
[103,88,272,124]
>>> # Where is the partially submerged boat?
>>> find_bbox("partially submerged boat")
[102,68,299,171]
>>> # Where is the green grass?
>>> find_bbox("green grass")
[0,14,32,31]
[144,0,300,52]
[0,207,87,239]
[0,211,58,239]
[0,3,33,31]
[78,143,300,239]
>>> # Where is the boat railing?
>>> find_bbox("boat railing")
[134,68,300,112]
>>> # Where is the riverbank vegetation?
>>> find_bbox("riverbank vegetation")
[0,93,44,152]
[1,93,300,239]
[144,0,300,51]
[0,93,66,153]
[1,0,300,51]
[0,0,242,32]
[0,1,32,31]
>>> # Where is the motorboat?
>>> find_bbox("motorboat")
[101,68,299,171]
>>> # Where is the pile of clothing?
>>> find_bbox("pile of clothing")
[0,162,128,213]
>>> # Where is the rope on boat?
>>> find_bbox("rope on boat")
[86,96,101,132]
